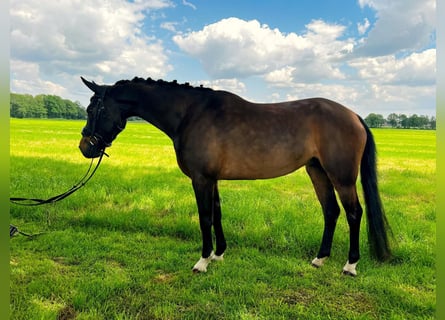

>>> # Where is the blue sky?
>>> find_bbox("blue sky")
[10,0,436,117]
[154,0,376,36]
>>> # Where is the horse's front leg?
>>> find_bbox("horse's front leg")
[191,177,224,272]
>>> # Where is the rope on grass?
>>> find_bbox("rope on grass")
[9,224,45,238]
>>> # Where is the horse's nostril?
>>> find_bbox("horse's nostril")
[79,137,100,159]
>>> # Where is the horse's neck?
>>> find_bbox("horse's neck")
[134,87,196,139]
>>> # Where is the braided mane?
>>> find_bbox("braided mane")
[114,77,212,91]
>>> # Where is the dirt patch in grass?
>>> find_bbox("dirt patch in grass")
[57,305,76,320]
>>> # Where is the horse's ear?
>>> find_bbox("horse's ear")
[81,76,101,93]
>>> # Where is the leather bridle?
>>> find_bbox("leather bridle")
[82,90,112,150]
[82,89,125,151]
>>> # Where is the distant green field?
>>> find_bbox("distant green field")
[10,119,435,319]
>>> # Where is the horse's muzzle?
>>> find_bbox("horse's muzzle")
[79,136,105,158]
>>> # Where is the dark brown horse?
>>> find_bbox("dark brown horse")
[79,76,391,276]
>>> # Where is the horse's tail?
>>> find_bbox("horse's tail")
[358,117,392,262]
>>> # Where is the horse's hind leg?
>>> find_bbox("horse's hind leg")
[335,184,363,276]
[306,159,341,268]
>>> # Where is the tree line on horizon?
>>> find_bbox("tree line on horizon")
[364,112,435,129]
[10,93,87,119]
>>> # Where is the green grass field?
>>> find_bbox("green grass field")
[10,118,435,319]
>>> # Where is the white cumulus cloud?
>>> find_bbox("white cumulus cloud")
[356,0,435,56]
[193,78,246,96]
[173,17,354,81]
[357,18,370,35]
[10,0,173,100]
[349,48,436,86]
[173,11,435,116]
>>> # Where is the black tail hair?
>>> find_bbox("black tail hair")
[358,117,392,261]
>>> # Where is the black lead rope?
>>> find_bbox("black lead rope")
[10,152,107,238]
[9,224,45,238]
[10,152,106,206]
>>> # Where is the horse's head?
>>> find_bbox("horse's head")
[79,77,127,158]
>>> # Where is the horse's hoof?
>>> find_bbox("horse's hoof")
[192,251,224,273]
[311,257,328,268]
[192,252,215,273]
[342,261,358,276]
[342,270,357,277]
[192,264,207,273]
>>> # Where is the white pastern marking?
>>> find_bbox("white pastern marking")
[311,257,328,268]
[192,251,215,273]
[192,252,225,272]
[342,261,358,276]
[212,253,224,261]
